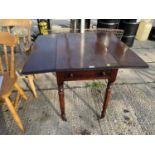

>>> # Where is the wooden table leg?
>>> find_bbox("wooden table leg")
[56,72,67,121]
[101,69,118,118]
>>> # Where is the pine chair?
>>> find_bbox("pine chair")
[0,19,32,54]
[0,32,28,131]
[0,19,37,98]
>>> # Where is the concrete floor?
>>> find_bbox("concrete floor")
[0,37,155,135]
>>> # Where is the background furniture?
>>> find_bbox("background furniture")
[0,19,32,54]
[0,19,38,98]
[0,32,28,131]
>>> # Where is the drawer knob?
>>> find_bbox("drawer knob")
[70,73,74,77]
[102,72,106,75]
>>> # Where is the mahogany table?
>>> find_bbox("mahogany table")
[22,32,148,121]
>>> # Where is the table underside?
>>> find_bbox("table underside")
[56,69,118,121]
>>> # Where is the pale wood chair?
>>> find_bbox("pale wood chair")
[0,32,28,131]
[0,19,37,98]
[0,19,32,54]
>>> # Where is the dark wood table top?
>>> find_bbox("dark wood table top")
[22,32,148,74]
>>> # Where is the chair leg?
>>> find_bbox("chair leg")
[3,97,24,131]
[27,75,37,98]
[33,74,37,79]
[14,92,20,111]
[14,83,28,101]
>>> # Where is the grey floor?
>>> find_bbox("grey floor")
[0,37,155,135]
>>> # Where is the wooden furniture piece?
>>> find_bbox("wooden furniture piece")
[0,19,32,54]
[0,19,37,98]
[0,32,28,131]
[22,32,148,121]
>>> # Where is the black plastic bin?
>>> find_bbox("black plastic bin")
[119,20,139,35]
[121,35,135,47]
[97,19,120,29]
[149,27,155,41]
[119,19,139,47]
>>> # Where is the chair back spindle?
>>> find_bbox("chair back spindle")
[0,32,16,78]
[0,56,4,73]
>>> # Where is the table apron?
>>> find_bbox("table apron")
[56,70,116,82]
[56,69,118,120]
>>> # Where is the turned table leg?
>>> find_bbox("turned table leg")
[56,72,67,121]
[101,81,114,118]
[101,69,118,118]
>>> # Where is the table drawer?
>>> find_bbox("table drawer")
[63,70,111,81]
